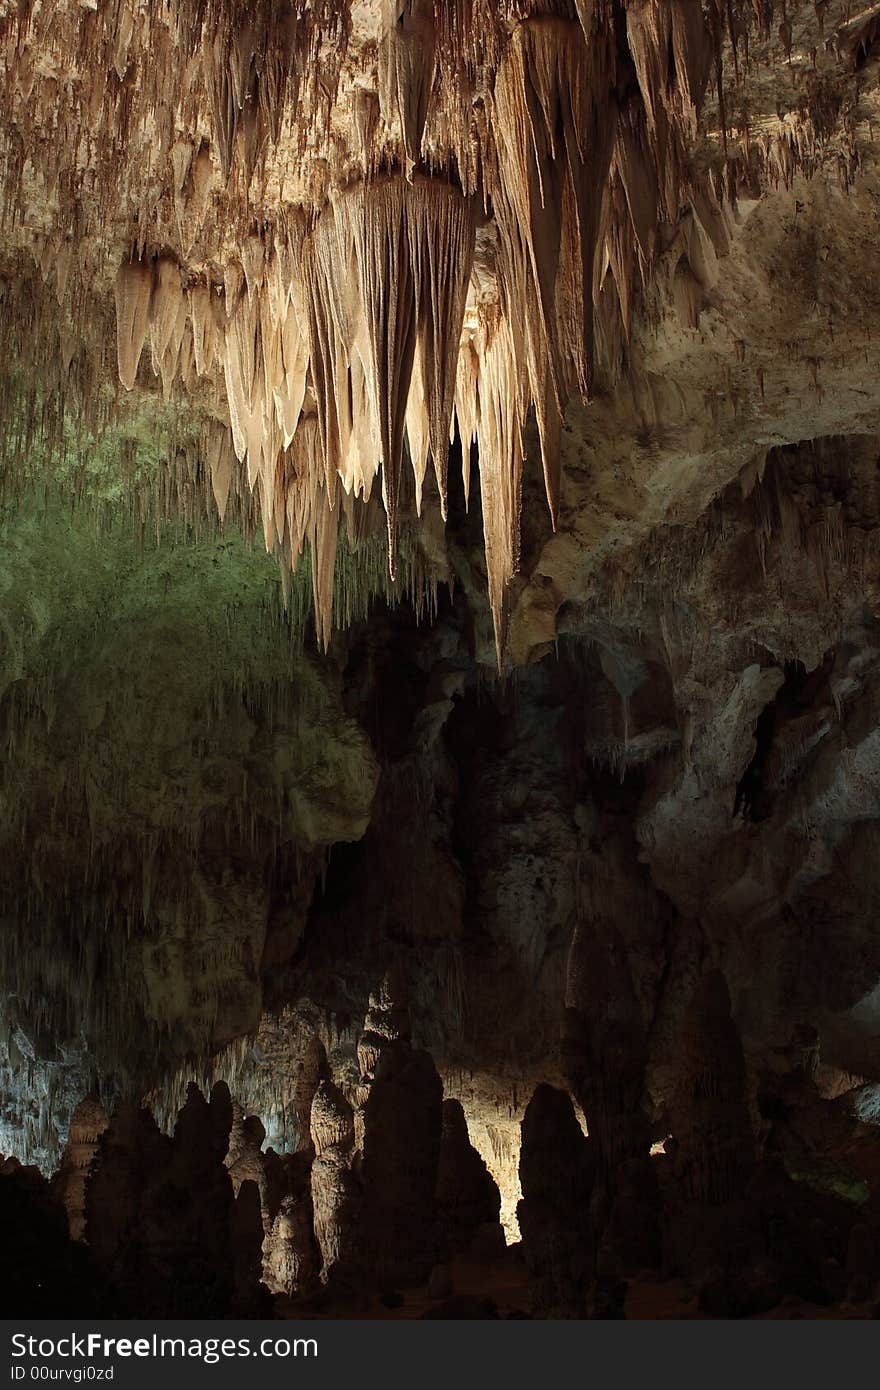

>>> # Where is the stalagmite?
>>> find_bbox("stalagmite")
[309,1079,361,1287]
[357,970,444,1286]
[348,967,442,1278]
[357,966,413,1085]
[673,970,756,1206]
[84,1085,238,1317]
[84,1102,173,1299]
[7,11,879,1330]
[1,1155,98,1316]
[562,918,649,1186]
[263,1148,320,1297]
[292,1036,330,1150]
[226,1105,268,1209]
[51,1093,108,1241]
[360,1043,444,1287]
[517,1084,595,1318]
[150,1083,237,1316]
[435,1098,503,1257]
[230,1179,269,1315]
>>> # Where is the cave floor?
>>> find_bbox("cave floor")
[277,1254,875,1321]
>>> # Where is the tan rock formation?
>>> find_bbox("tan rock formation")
[263,1149,320,1298]
[309,1079,362,1287]
[226,1106,269,1210]
[51,1093,109,1241]
[5,2,859,660]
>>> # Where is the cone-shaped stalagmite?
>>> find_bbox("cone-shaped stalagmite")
[562,917,649,1185]
[517,1084,595,1318]
[292,1035,330,1151]
[226,1105,269,1208]
[360,1044,444,1286]
[85,1103,171,1277]
[230,1179,270,1315]
[1,1156,99,1317]
[674,970,756,1205]
[357,969,444,1287]
[85,1085,237,1317]
[436,1098,502,1257]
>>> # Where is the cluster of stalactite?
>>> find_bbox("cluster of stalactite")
[6,1,842,661]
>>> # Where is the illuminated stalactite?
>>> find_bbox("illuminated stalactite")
[1,0,810,665]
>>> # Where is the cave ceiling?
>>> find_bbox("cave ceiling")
[2,0,876,657]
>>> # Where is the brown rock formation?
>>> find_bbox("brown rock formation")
[2,1,844,657]
[230,1178,270,1316]
[357,969,444,1288]
[51,1092,109,1241]
[263,1148,320,1298]
[357,966,413,1085]
[85,1085,238,1317]
[292,1036,330,1151]
[436,1098,503,1257]
[309,1079,361,1288]
[226,1105,269,1210]
[517,1084,595,1318]
[673,970,756,1206]
[84,1101,173,1297]
[563,917,650,1187]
